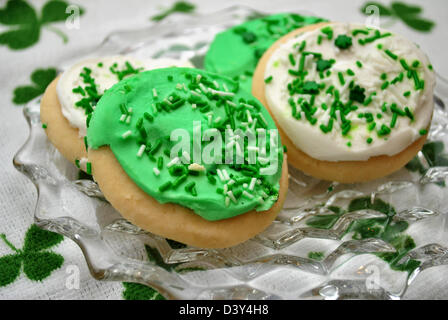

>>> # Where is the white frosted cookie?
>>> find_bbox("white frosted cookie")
[253,22,435,183]
[40,56,193,171]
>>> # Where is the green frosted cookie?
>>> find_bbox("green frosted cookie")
[87,68,283,221]
[204,13,326,93]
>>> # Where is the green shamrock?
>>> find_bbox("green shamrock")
[150,1,195,22]
[0,224,64,287]
[406,141,448,186]
[0,0,85,50]
[13,67,57,104]
[361,1,435,32]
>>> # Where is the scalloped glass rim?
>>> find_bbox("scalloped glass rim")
[13,5,448,300]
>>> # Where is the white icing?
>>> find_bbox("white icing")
[264,22,435,161]
[56,56,193,137]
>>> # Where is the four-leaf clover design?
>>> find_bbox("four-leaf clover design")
[361,1,435,32]
[0,0,84,50]
[13,67,57,104]
[0,224,64,287]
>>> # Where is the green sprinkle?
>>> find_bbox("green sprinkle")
[86,162,92,174]
[356,61,363,68]
[288,53,296,66]
[366,137,373,144]
[264,76,273,83]
[75,159,80,168]
[157,156,163,170]
[390,112,398,128]
[428,64,433,71]
[321,26,333,39]
[317,35,323,44]
[403,91,411,97]
[144,112,154,122]
[337,72,345,85]
[185,181,196,193]
[352,29,369,36]
[97,62,103,67]
[159,181,172,192]
[376,43,383,49]
[384,49,398,60]
[368,122,376,131]
[316,59,333,72]
[419,129,428,135]
[404,107,414,121]
[400,59,410,70]
[412,60,420,68]
[380,73,387,80]
[298,40,306,52]
[172,175,187,189]
[347,69,355,76]
[381,81,389,90]
[347,142,352,147]
[334,34,352,49]
[42,123,47,129]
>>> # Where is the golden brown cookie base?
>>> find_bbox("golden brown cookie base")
[88,147,289,248]
[40,77,87,167]
[252,23,428,183]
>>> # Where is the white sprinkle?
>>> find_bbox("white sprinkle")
[127,107,133,114]
[226,100,236,107]
[225,196,230,207]
[214,116,222,123]
[164,98,172,105]
[217,169,225,181]
[222,169,230,181]
[227,179,235,186]
[183,83,188,91]
[192,103,197,109]
[182,151,191,163]
[249,178,257,191]
[210,89,235,97]
[223,83,229,92]
[257,179,262,185]
[121,130,132,139]
[136,144,146,158]
[167,157,180,168]
[261,191,269,198]
[199,83,208,93]
[213,80,220,89]
[176,83,183,90]
[152,103,158,114]
[153,168,160,176]
[188,163,205,171]
[227,191,237,203]
[247,110,253,123]
[125,115,132,124]
[242,103,254,109]
[243,183,248,188]
[243,191,254,199]
[196,74,202,83]
[190,90,201,97]
[251,118,258,129]
[119,114,127,122]
[257,197,265,205]
[152,88,158,97]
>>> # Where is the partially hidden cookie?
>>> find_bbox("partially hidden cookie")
[40,56,193,172]
[87,67,288,248]
[205,13,326,93]
[253,22,435,183]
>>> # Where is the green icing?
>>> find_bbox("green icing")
[87,68,283,221]
[204,13,326,93]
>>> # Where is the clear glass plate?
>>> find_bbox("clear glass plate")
[13,5,448,300]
